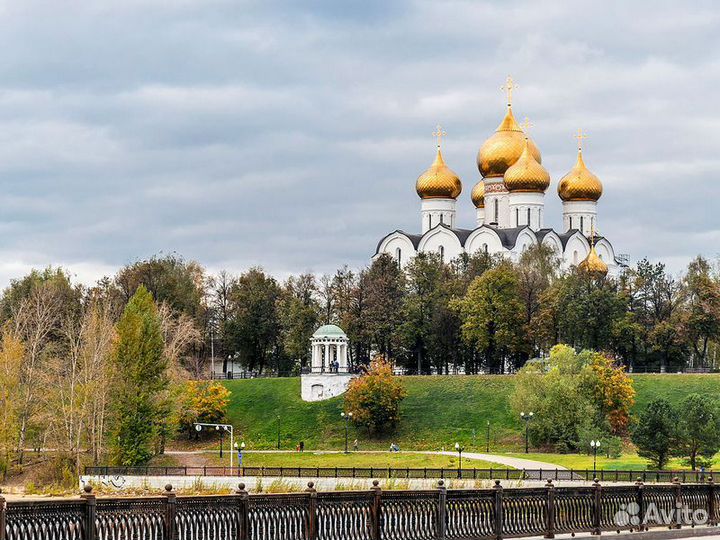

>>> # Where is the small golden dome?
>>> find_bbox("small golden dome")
[503,138,550,193]
[558,150,603,201]
[477,107,542,178]
[416,148,462,199]
[471,180,485,208]
[578,245,608,277]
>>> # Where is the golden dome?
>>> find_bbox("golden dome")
[471,180,485,208]
[477,107,542,178]
[578,245,608,277]
[503,138,550,193]
[416,148,462,199]
[558,150,603,201]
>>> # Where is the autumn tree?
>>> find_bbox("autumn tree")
[108,286,167,465]
[176,381,231,434]
[344,357,407,433]
[0,331,24,479]
[683,257,720,368]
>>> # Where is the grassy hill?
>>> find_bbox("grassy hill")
[220,374,720,452]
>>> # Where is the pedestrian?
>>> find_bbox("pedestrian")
[353,439,359,452]
[300,440,305,452]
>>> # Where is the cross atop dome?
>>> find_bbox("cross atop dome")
[521,117,533,138]
[433,124,446,149]
[575,128,588,151]
[502,75,517,107]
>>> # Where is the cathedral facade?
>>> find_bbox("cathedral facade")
[376,79,617,276]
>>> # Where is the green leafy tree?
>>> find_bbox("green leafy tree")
[632,398,677,469]
[364,254,405,359]
[455,261,525,373]
[674,394,720,470]
[683,257,720,367]
[344,357,407,433]
[225,268,282,374]
[108,286,167,465]
[279,274,320,371]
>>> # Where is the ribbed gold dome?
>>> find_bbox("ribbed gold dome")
[477,107,542,178]
[558,150,603,201]
[578,245,608,277]
[503,138,550,193]
[471,180,485,208]
[416,148,462,199]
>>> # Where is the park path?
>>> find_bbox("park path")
[426,451,567,471]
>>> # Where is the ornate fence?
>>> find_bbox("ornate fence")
[2,479,719,540]
[85,465,717,483]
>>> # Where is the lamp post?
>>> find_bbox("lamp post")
[234,441,246,467]
[486,421,490,453]
[341,412,353,453]
[455,442,464,478]
[216,425,223,458]
[276,415,281,450]
[194,423,234,468]
[590,440,601,476]
[520,412,534,454]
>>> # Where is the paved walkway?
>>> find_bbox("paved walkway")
[426,451,567,471]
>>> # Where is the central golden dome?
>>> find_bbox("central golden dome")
[558,150,603,201]
[416,148,462,199]
[477,107,542,178]
[578,245,608,277]
[503,138,550,193]
[471,180,485,208]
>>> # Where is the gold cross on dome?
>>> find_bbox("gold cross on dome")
[575,128,588,151]
[521,117,534,137]
[501,75,517,106]
[433,124,447,148]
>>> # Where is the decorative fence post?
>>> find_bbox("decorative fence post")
[436,480,446,540]
[544,480,555,539]
[81,484,97,540]
[635,478,645,532]
[370,480,382,540]
[0,488,6,540]
[493,480,503,540]
[305,482,318,540]
[592,479,601,535]
[236,483,249,540]
[672,477,682,529]
[164,484,178,540]
[708,476,717,527]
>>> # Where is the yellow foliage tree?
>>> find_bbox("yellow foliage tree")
[177,381,231,433]
[0,330,24,479]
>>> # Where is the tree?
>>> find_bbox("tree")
[364,254,405,359]
[674,394,720,470]
[224,268,282,374]
[632,399,677,469]
[586,352,635,434]
[455,261,525,373]
[108,286,167,465]
[344,357,407,433]
[683,257,720,368]
[0,331,23,479]
[279,274,320,370]
[176,381,231,434]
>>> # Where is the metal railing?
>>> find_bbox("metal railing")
[3,479,719,540]
[84,465,718,483]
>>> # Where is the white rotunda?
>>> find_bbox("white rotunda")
[301,324,356,402]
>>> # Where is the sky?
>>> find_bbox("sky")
[0,0,718,286]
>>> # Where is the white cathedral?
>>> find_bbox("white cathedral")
[376,78,617,276]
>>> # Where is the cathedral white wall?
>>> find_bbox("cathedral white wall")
[541,232,564,259]
[377,234,416,267]
[476,207,485,227]
[418,227,463,263]
[466,228,505,255]
[420,198,457,233]
[508,192,545,231]
[564,234,591,267]
[483,180,511,228]
[562,200,597,236]
[509,229,538,261]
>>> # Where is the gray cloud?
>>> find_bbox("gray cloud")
[0,0,717,286]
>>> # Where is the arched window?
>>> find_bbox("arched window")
[439,245,445,261]
[440,214,444,224]
[515,208,519,227]
[573,250,579,264]
[395,247,402,267]
[482,243,488,253]
[580,216,584,233]
[527,208,531,227]
[494,199,499,223]
[428,215,432,229]
[569,216,573,230]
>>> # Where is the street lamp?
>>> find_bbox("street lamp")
[520,412,534,454]
[277,415,281,450]
[341,412,353,453]
[455,442,464,478]
[194,423,235,468]
[590,440,601,476]
[486,421,490,453]
[234,441,246,467]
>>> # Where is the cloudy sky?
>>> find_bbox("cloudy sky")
[0,0,718,286]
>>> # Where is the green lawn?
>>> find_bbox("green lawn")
[504,453,717,471]
[211,374,720,452]
[238,452,500,469]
